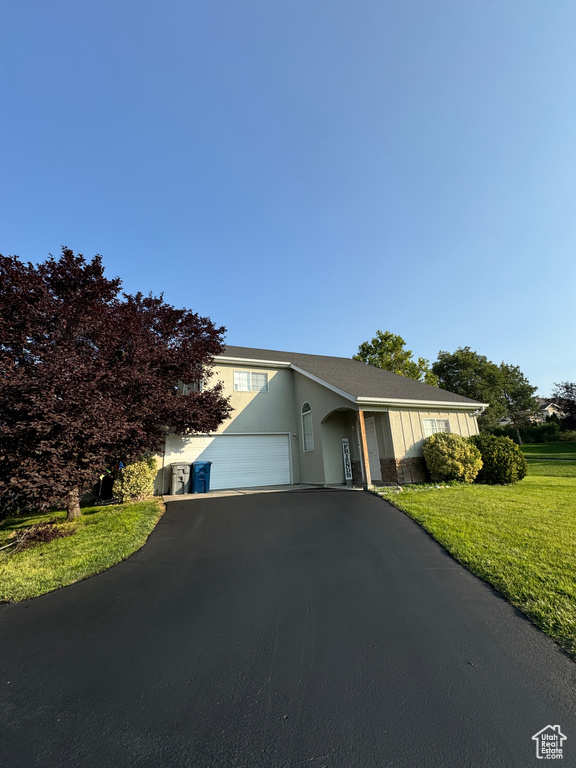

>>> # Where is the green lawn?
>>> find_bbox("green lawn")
[376,461,576,659]
[521,441,576,460]
[0,499,163,602]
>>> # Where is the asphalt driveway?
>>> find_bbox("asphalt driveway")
[1,489,575,767]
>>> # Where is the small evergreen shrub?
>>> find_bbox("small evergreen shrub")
[559,431,576,442]
[112,455,157,502]
[422,433,483,483]
[469,434,527,484]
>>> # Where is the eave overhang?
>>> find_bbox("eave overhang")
[217,355,487,413]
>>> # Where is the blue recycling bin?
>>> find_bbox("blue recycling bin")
[191,461,212,493]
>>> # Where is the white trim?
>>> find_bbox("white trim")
[356,397,488,412]
[218,356,291,369]
[290,365,357,403]
[301,403,314,452]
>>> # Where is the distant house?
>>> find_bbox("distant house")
[498,397,563,427]
[156,346,485,493]
[535,398,563,422]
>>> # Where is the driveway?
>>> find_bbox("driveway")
[1,489,575,767]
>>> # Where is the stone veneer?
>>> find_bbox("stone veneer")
[379,457,428,485]
[351,460,363,485]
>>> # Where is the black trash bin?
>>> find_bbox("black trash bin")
[191,461,212,493]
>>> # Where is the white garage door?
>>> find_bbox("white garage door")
[165,434,292,490]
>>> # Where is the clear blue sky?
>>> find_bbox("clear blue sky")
[2,1,575,395]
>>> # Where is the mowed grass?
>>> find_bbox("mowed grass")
[521,441,576,460]
[0,499,164,602]
[376,460,576,659]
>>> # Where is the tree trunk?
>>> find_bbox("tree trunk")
[66,487,82,521]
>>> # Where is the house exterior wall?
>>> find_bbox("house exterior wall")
[173,362,301,484]
[292,372,355,485]
[210,364,296,435]
[388,409,479,460]
[159,359,482,491]
[363,408,480,485]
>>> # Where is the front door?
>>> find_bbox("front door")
[364,417,382,483]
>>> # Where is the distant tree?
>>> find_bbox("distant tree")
[552,381,576,430]
[0,248,231,521]
[498,363,539,443]
[354,330,438,386]
[432,348,538,440]
[432,348,504,429]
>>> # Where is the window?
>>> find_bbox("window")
[302,402,314,451]
[422,418,450,438]
[178,379,203,394]
[234,370,269,392]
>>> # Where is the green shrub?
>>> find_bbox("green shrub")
[559,431,576,442]
[469,434,527,484]
[422,433,483,483]
[112,455,158,502]
[492,422,560,444]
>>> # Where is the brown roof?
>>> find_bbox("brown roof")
[221,346,484,407]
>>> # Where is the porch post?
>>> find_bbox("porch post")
[357,410,372,489]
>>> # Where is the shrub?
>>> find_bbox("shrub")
[422,433,483,483]
[492,422,560,444]
[559,431,576,442]
[469,434,527,484]
[112,455,157,502]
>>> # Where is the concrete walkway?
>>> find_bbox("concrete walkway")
[162,483,364,501]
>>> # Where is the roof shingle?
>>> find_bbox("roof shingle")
[221,346,483,407]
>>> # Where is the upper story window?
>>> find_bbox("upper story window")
[422,418,450,438]
[234,370,269,392]
[302,402,314,451]
[178,379,203,395]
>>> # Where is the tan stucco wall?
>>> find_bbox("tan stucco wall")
[388,409,480,459]
[203,363,300,482]
[321,411,358,485]
[293,372,355,484]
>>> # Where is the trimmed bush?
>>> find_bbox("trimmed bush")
[112,455,157,502]
[559,431,576,442]
[422,433,483,483]
[469,434,527,484]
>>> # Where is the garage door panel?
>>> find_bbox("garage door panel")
[165,434,291,490]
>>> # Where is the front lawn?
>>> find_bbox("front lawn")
[376,462,576,659]
[0,499,164,603]
[521,441,576,460]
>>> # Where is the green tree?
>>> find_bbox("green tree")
[432,348,538,440]
[499,363,539,443]
[354,330,438,386]
[552,381,576,430]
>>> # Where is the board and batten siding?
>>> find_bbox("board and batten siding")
[388,409,479,459]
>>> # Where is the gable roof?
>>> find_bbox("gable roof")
[220,346,485,409]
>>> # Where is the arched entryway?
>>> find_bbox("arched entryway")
[321,408,361,485]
